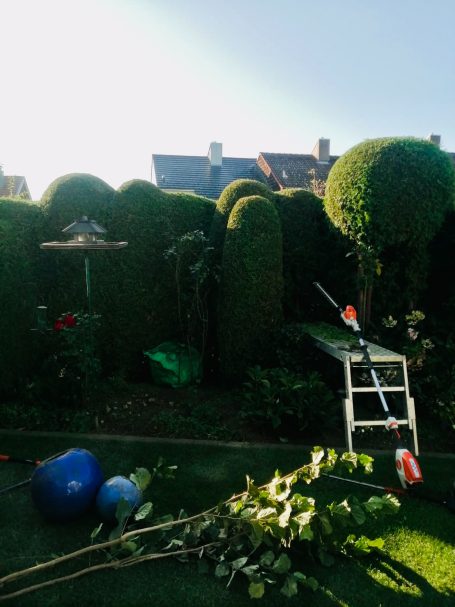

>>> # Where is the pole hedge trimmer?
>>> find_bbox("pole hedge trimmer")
[313,282,423,489]
[0,454,41,495]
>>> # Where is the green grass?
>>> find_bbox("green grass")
[0,431,454,606]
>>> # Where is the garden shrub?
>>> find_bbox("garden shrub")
[38,173,116,320]
[275,188,355,320]
[0,198,44,398]
[241,365,337,435]
[324,137,455,323]
[218,195,283,380]
[102,180,215,375]
[209,179,274,264]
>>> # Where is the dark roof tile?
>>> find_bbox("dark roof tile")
[152,155,260,200]
[258,152,339,189]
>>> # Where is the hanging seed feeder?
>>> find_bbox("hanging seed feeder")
[40,216,127,313]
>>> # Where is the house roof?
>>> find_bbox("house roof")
[257,152,340,190]
[0,175,31,199]
[152,154,262,200]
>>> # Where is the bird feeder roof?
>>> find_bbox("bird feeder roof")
[62,216,107,235]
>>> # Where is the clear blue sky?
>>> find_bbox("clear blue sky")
[2,0,454,199]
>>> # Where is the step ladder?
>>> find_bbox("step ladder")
[305,325,419,455]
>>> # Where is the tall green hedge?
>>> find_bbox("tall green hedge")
[102,180,215,375]
[0,198,43,398]
[218,195,283,380]
[275,188,355,319]
[324,137,455,318]
[209,179,274,263]
[38,173,116,320]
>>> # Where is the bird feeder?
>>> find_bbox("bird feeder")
[40,216,127,314]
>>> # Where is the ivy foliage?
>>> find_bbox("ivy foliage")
[218,195,283,380]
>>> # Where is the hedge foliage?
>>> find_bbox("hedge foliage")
[99,180,215,374]
[218,195,283,380]
[324,137,455,253]
[38,173,116,320]
[209,179,274,264]
[324,137,455,318]
[0,198,43,398]
[275,188,355,319]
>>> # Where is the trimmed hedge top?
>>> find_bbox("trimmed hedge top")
[324,137,455,252]
[209,179,274,261]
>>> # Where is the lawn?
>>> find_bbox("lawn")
[0,431,454,606]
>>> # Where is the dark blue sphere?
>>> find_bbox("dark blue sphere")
[96,476,143,523]
[31,448,104,522]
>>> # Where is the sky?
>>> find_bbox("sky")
[2,0,455,200]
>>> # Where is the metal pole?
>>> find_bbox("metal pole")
[84,252,92,315]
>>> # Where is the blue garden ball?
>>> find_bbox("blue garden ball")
[31,448,104,522]
[96,476,143,523]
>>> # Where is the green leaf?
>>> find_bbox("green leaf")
[298,524,314,541]
[115,497,134,525]
[311,446,325,465]
[357,453,374,474]
[248,581,265,599]
[349,497,367,525]
[120,541,137,553]
[272,553,291,574]
[281,575,298,598]
[259,550,275,567]
[130,467,151,491]
[303,576,319,591]
[344,534,385,555]
[257,507,277,519]
[90,522,103,540]
[231,556,248,570]
[318,512,333,536]
[134,501,154,521]
[278,503,292,528]
[215,562,230,578]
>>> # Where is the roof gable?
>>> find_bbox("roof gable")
[152,154,262,199]
[258,152,339,190]
[0,175,31,199]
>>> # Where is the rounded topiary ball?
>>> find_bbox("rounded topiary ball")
[324,137,455,253]
[96,476,143,523]
[31,448,104,522]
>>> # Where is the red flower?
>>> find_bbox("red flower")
[54,319,65,331]
[63,314,77,328]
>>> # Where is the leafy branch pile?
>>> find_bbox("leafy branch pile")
[0,448,400,603]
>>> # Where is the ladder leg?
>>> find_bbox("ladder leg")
[343,398,354,452]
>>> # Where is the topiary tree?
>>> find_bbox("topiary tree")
[0,198,43,399]
[324,137,455,326]
[275,188,355,320]
[209,179,274,264]
[218,195,283,380]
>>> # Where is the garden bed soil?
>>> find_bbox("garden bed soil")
[1,381,452,453]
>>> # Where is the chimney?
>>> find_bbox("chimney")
[427,133,441,147]
[208,142,222,167]
[312,138,330,162]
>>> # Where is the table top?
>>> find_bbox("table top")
[302,322,405,363]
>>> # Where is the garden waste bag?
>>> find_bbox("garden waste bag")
[144,341,202,388]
